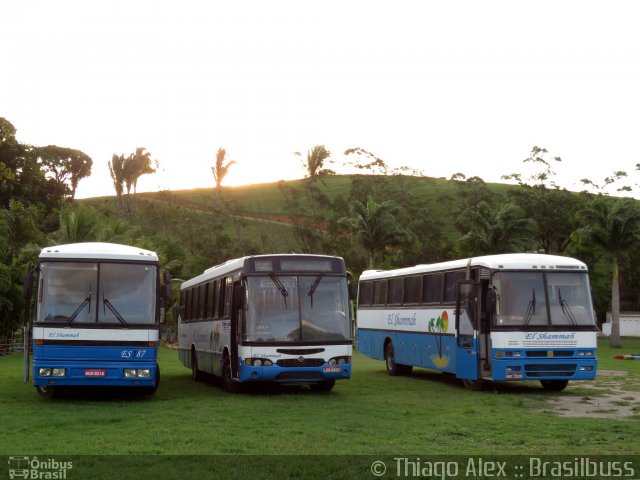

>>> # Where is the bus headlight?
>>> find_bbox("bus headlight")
[52,368,66,377]
[329,356,351,365]
[245,358,273,367]
[125,369,151,378]
[39,368,52,377]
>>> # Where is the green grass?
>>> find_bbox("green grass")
[2,338,639,478]
[1,338,640,458]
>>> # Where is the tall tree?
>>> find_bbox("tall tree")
[108,154,127,206]
[573,197,640,347]
[341,196,408,268]
[455,201,537,256]
[298,145,334,182]
[37,145,93,200]
[125,147,157,195]
[211,147,236,196]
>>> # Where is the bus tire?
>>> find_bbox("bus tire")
[222,356,239,393]
[35,385,63,398]
[462,379,486,391]
[191,349,202,382]
[310,380,335,392]
[540,380,569,392]
[142,364,160,395]
[385,341,413,376]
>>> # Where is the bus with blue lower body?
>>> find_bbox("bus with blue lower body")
[24,242,168,397]
[357,253,598,391]
[178,254,353,392]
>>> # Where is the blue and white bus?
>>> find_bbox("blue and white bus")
[178,254,353,392]
[357,253,598,391]
[24,242,169,397]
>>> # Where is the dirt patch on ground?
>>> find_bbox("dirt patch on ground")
[541,370,640,419]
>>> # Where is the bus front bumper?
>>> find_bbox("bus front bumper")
[238,361,351,384]
[32,360,158,387]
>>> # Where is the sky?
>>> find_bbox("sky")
[2,0,640,199]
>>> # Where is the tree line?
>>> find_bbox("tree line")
[2,115,640,351]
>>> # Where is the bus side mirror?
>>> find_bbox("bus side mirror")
[162,271,172,303]
[347,272,356,301]
[486,288,497,315]
[23,268,34,301]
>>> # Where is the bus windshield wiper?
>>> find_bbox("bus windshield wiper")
[65,284,91,326]
[102,286,128,326]
[557,287,578,326]
[269,272,288,310]
[307,273,324,308]
[523,288,536,327]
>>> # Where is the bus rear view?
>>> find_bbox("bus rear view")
[26,242,165,397]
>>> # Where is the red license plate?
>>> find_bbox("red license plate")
[84,369,106,377]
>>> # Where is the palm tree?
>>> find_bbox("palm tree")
[58,207,98,243]
[211,148,236,198]
[300,145,334,182]
[126,147,156,195]
[573,197,640,347]
[455,201,537,255]
[341,196,407,268]
[108,154,126,205]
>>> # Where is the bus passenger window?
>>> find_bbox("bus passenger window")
[358,282,373,306]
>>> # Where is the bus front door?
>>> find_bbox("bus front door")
[455,281,481,382]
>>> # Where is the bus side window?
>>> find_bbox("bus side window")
[373,281,387,306]
[180,291,186,321]
[198,284,206,319]
[444,271,465,303]
[387,278,403,305]
[207,281,215,318]
[223,277,232,317]
[422,274,443,304]
[358,281,373,306]
[184,289,191,322]
[403,275,421,305]
[212,280,220,318]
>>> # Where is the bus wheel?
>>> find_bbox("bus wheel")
[222,357,239,394]
[385,341,412,376]
[540,380,569,392]
[310,380,335,392]
[35,385,63,398]
[462,379,486,391]
[191,350,202,382]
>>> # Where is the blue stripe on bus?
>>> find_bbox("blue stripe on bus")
[358,329,458,374]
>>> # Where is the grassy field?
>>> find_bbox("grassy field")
[2,338,639,456]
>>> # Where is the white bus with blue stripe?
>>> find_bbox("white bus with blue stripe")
[357,254,598,391]
[178,254,353,392]
[24,243,168,397]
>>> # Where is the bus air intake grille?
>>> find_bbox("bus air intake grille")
[276,348,325,355]
[524,364,576,377]
[277,358,325,367]
[275,372,325,381]
[526,351,574,357]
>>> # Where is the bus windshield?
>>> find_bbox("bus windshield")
[492,271,596,328]
[244,275,350,342]
[38,262,157,324]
